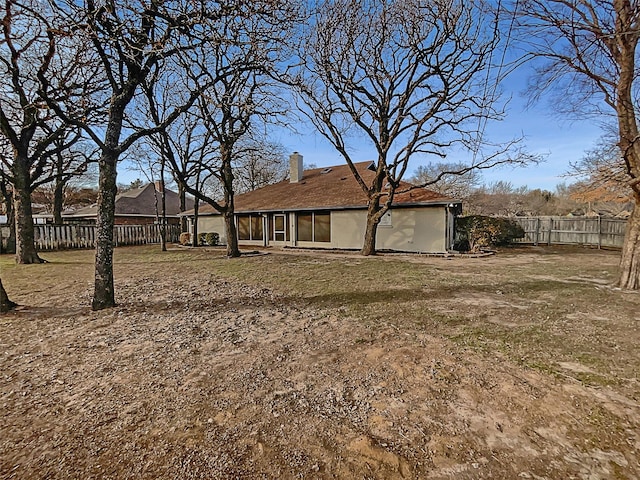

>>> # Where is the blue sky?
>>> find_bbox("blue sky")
[120,62,606,192]
[270,63,606,192]
[251,21,611,194]
[272,110,604,192]
[120,90,604,192]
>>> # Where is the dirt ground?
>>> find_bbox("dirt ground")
[0,245,638,479]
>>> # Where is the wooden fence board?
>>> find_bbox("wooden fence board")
[510,216,626,248]
[20,224,182,251]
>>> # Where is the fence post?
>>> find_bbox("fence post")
[598,215,602,249]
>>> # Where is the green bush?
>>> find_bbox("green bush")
[198,232,220,246]
[179,232,191,246]
[205,232,220,246]
[455,216,525,252]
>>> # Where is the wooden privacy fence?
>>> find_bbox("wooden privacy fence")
[30,224,181,251]
[510,216,627,249]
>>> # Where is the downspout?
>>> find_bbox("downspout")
[446,204,457,252]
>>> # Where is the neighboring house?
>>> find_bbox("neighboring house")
[64,182,194,225]
[185,153,462,253]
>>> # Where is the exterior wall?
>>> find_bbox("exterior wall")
[65,215,181,225]
[195,206,449,253]
[331,207,447,253]
[196,216,227,243]
[331,211,367,249]
[115,216,181,226]
[376,207,446,253]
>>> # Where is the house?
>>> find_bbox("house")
[186,153,461,253]
[64,181,194,225]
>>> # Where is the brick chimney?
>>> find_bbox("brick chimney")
[289,152,303,183]
[154,180,164,192]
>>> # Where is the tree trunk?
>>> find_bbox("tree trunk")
[617,196,640,289]
[359,159,388,256]
[224,210,240,257]
[13,166,44,264]
[0,277,16,312]
[160,164,167,252]
[193,198,199,247]
[53,177,65,224]
[178,179,188,233]
[613,0,640,289]
[92,151,118,311]
[361,199,381,256]
[221,146,240,257]
[0,181,15,254]
[5,198,16,255]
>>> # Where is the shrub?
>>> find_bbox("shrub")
[198,232,220,246]
[455,216,525,252]
[179,232,191,246]
[205,232,220,246]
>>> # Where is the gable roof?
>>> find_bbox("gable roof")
[193,161,455,215]
[65,183,194,218]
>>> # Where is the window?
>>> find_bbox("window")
[251,215,263,240]
[237,214,263,241]
[272,214,287,241]
[296,212,330,242]
[238,215,250,240]
[297,214,312,241]
[314,213,331,242]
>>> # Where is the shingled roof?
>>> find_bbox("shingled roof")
[194,161,454,215]
[65,183,194,218]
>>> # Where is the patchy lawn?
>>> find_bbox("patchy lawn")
[0,245,638,479]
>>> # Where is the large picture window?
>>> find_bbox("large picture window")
[314,213,331,242]
[296,212,330,243]
[297,214,312,241]
[238,216,250,240]
[237,214,263,241]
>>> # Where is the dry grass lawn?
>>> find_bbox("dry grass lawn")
[0,245,638,479]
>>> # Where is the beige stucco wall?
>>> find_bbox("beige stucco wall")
[378,208,446,252]
[332,207,447,253]
[330,211,367,249]
[195,216,226,244]
[195,206,448,253]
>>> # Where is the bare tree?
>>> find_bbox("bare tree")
[569,135,632,206]
[46,138,95,224]
[153,3,296,257]
[0,151,16,253]
[465,181,562,216]
[148,111,212,243]
[290,0,533,255]
[0,277,16,312]
[513,0,640,288]
[40,0,213,309]
[466,180,528,215]
[35,182,98,217]
[125,142,170,251]
[410,162,483,200]
[0,0,98,263]
[233,136,288,193]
